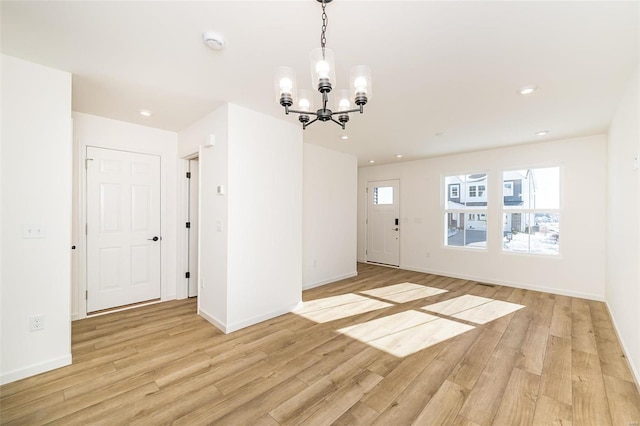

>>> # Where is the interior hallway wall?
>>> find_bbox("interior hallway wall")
[303,143,358,289]
[606,65,640,384]
[1,55,72,384]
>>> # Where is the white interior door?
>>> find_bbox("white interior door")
[86,147,161,312]
[367,179,400,266]
[188,158,199,298]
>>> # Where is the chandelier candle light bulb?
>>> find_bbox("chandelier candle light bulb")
[275,0,371,129]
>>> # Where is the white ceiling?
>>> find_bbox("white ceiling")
[2,1,638,166]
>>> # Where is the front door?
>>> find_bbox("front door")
[86,147,161,312]
[366,179,400,266]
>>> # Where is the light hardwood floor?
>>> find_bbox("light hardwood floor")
[2,263,639,425]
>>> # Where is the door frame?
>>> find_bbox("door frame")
[365,178,401,267]
[77,145,167,319]
[178,152,200,301]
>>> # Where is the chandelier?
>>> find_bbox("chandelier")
[275,0,372,130]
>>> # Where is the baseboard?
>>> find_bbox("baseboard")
[1,354,72,385]
[303,271,358,290]
[198,308,227,333]
[71,312,79,321]
[604,302,640,390]
[400,264,605,302]
[225,302,301,334]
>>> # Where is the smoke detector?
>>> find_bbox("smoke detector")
[202,32,224,51]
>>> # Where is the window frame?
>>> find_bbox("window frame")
[443,172,489,251]
[503,181,514,196]
[502,167,561,256]
[449,184,460,199]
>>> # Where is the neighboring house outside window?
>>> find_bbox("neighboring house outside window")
[502,167,560,255]
[444,173,488,249]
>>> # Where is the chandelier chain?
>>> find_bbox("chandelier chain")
[320,0,328,57]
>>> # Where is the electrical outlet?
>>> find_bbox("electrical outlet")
[30,315,45,331]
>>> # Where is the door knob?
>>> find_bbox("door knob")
[148,236,159,241]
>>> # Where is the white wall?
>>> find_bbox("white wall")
[303,143,358,289]
[358,135,607,300]
[1,55,72,384]
[72,113,178,318]
[178,106,229,328]
[606,65,640,384]
[178,103,303,333]
[226,104,302,331]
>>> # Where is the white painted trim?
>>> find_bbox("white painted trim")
[176,158,191,300]
[77,143,88,319]
[400,264,606,302]
[177,150,202,300]
[198,307,227,333]
[366,262,400,270]
[0,354,72,385]
[225,303,301,334]
[303,271,358,290]
[86,300,163,318]
[200,301,306,335]
[605,302,640,390]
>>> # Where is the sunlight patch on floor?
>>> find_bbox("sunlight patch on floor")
[296,284,525,357]
[297,292,369,312]
[293,294,393,323]
[360,282,448,303]
[423,295,525,324]
[421,294,492,315]
[338,310,474,357]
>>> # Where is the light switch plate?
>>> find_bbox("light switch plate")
[23,224,46,239]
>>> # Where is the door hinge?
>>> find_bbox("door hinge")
[186,222,191,229]
[186,172,191,179]
[85,290,88,300]
[85,223,88,235]
[366,250,368,255]
[85,158,93,169]
[185,272,190,279]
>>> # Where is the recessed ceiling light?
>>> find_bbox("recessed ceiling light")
[396,154,403,158]
[139,109,152,117]
[341,135,349,140]
[519,85,537,95]
[536,130,550,136]
[203,32,225,51]
[369,160,375,164]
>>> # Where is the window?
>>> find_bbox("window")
[444,173,488,249]
[503,182,513,196]
[373,186,393,205]
[503,167,560,255]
